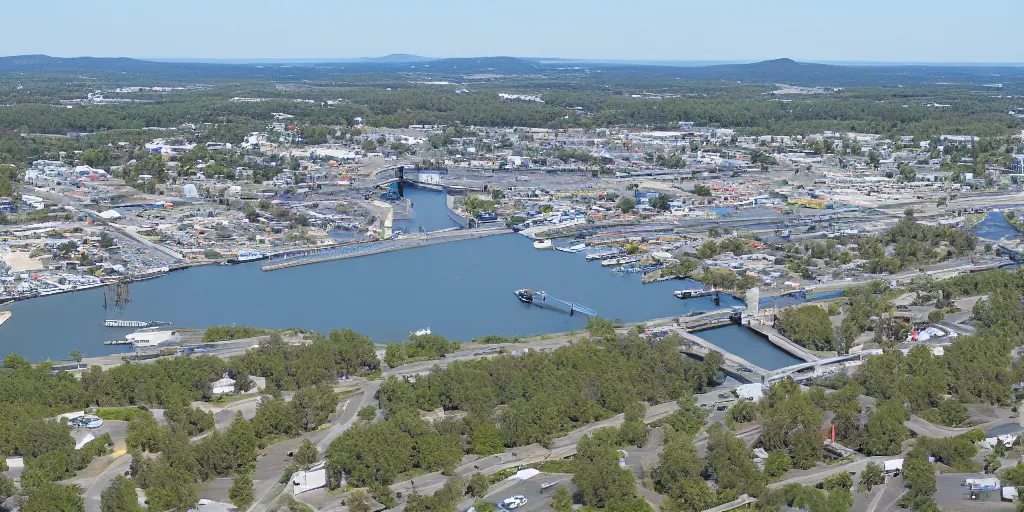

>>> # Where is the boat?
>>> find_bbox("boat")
[674,288,716,299]
[514,289,534,303]
[124,327,179,348]
[611,265,643,274]
[555,243,587,254]
[585,248,624,261]
[601,255,642,267]
[0,311,10,327]
[227,250,268,264]
[533,239,553,250]
[413,327,431,336]
[102,319,171,328]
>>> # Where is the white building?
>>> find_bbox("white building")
[210,374,236,395]
[292,461,328,494]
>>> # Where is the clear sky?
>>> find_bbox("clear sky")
[2,0,1021,63]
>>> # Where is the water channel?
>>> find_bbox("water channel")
[973,211,1021,241]
[0,189,801,368]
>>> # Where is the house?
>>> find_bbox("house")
[292,461,328,494]
[210,374,236,395]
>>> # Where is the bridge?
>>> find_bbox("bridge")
[761,354,863,385]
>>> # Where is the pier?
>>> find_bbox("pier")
[524,291,598,317]
[261,227,511,271]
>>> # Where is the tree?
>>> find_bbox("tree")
[902,457,936,499]
[358,405,377,422]
[822,471,853,490]
[125,414,162,453]
[348,488,373,512]
[552,487,572,512]
[361,140,377,152]
[69,350,83,363]
[861,400,910,456]
[692,184,712,197]
[223,412,258,473]
[860,462,885,491]
[778,305,837,351]
[764,451,792,479]
[23,482,84,512]
[467,472,489,498]
[471,421,504,456]
[649,194,671,211]
[617,196,636,214]
[572,432,636,507]
[228,473,255,511]
[868,150,881,169]
[705,423,765,499]
[294,438,319,467]
[654,434,714,511]
[101,475,141,512]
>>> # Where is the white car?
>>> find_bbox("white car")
[502,495,528,509]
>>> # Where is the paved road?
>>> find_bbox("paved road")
[68,455,133,512]
[768,456,890,489]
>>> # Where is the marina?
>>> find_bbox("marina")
[0,234,766,362]
[102,319,170,328]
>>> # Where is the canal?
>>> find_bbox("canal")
[973,212,1021,241]
[695,324,804,371]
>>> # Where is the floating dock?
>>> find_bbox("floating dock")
[102,320,170,328]
[520,290,598,317]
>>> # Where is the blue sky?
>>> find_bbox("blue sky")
[2,0,1021,63]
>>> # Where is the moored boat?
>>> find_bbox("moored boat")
[514,289,534,303]
[533,239,553,250]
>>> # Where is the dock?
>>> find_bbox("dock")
[262,227,510,271]
[523,291,598,317]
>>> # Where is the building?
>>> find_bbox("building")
[292,461,328,494]
[210,374,236,395]
[1012,155,1024,173]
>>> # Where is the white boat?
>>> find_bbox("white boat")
[533,239,553,250]
[413,327,431,336]
[674,289,715,299]
[125,327,179,348]
[555,243,587,253]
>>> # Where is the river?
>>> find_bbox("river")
[1,234,753,361]
[0,189,802,368]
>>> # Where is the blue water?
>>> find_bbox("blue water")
[0,234,757,361]
[393,187,460,234]
[696,324,803,371]
[973,212,1021,241]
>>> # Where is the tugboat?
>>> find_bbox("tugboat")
[514,289,534,303]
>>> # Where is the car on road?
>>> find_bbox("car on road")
[501,495,528,509]
[738,366,753,372]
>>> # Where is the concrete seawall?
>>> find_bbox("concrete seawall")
[261,227,510,271]
[746,320,820,361]
[445,194,470,228]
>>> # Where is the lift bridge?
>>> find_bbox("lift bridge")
[519,290,598,317]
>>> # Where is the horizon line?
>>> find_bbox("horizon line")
[5,54,1024,67]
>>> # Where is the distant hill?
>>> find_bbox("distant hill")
[1,54,1022,87]
[367,54,434,63]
